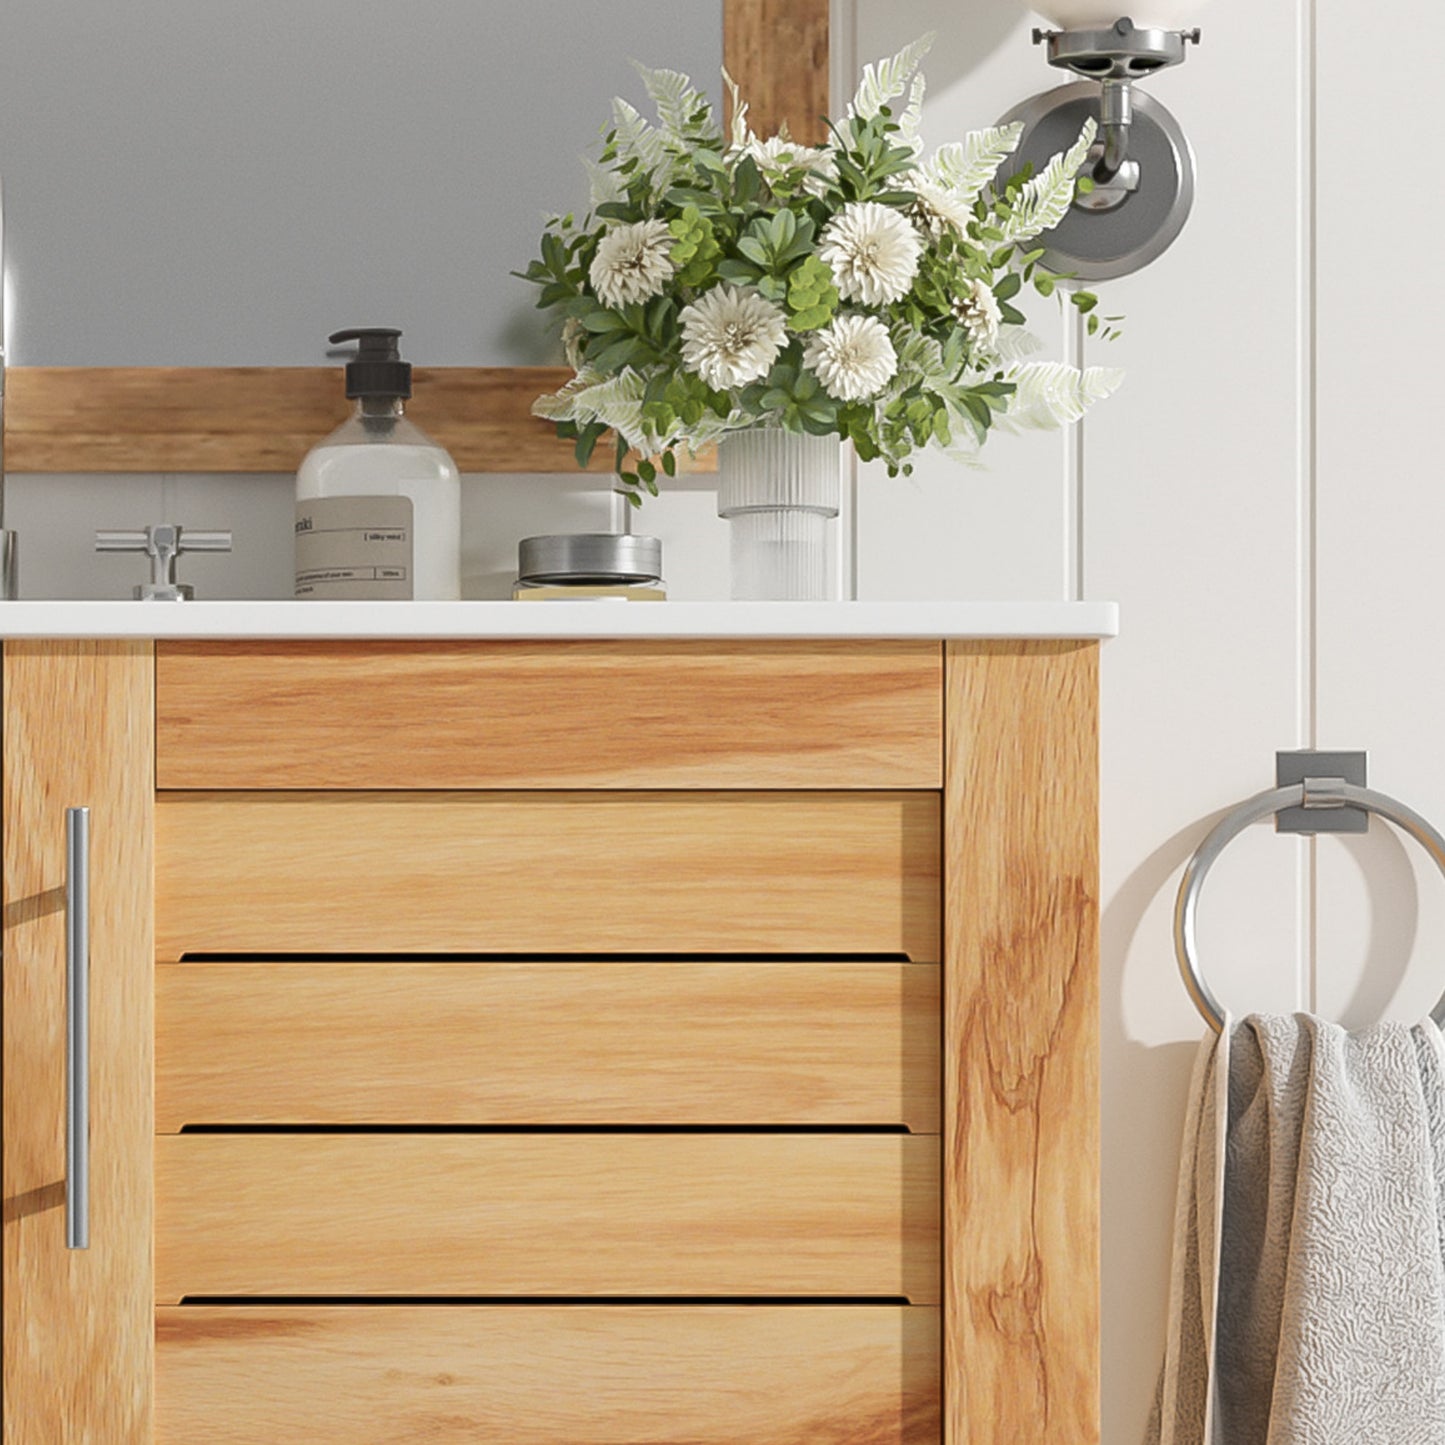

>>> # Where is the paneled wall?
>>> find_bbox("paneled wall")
[7,1,1443,1435]
[847,0,1443,1437]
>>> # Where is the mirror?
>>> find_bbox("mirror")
[0,0,722,367]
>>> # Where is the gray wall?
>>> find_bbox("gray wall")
[1,0,722,365]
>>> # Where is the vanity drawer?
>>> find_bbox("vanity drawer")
[154,791,942,960]
[154,640,944,790]
[154,1134,941,1304]
[155,960,942,1132]
[155,1304,941,1444]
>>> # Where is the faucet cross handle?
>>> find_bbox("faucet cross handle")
[95,524,232,601]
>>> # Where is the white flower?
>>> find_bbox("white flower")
[732,135,837,198]
[903,170,973,239]
[803,314,898,401]
[818,201,924,307]
[678,284,788,391]
[954,278,1002,350]
[588,219,675,309]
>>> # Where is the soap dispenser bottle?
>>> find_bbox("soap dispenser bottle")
[295,327,461,599]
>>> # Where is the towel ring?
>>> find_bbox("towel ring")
[1174,780,1445,1032]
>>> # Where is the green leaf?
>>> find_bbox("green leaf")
[661,449,677,477]
[587,338,639,373]
[736,235,770,266]
[787,305,832,331]
[666,187,722,209]
[574,423,603,469]
[717,258,761,284]
[733,155,761,207]
[993,273,1022,301]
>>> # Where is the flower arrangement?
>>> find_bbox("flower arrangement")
[520,36,1123,507]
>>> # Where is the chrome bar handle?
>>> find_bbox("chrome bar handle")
[65,806,89,1250]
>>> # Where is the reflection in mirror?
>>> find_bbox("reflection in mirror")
[0,1,721,366]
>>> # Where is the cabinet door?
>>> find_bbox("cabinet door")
[2,640,154,1444]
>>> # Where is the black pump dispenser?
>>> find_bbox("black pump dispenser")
[328,327,412,400]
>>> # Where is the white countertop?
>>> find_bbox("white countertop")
[0,599,1118,640]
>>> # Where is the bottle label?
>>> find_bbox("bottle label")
[295,495,414,599]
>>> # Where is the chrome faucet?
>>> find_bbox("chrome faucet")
[95,525,232,600]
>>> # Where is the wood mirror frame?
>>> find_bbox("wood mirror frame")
[3,0,828,476]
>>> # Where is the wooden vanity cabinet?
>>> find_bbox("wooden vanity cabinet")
[3,636,1098,1445]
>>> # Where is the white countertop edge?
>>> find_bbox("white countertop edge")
[0,599,1119,640]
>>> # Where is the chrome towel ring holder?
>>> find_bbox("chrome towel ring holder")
[1174,777,1445,1032]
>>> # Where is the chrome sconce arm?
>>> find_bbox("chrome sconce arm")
[1034,19,1199,192]
[998,14,1203,279]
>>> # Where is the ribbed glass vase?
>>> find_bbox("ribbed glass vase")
[715,429,840,601]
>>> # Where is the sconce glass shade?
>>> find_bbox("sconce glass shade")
[1032,0,1208,28]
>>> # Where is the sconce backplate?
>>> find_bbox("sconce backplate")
[997,81,1195,281]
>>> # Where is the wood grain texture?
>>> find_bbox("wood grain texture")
[2,641,154,1444]
[154,791,942,961]
[155,960,941,1132]
[3,366,716,475]
[155,1304,941,1444]
[942,642,1099,1444]
[724,0,831,145]
[154,640,944,790]
[154,1134,940,1303]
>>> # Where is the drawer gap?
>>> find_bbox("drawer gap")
[175,1295,918,1307]
[174,1123,918,1135]
[173,950,917,964]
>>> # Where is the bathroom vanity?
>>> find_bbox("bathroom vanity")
[1,601,1112,1445]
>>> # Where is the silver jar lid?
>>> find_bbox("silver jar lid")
[517,533,662,586]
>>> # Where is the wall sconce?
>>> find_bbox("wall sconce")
[999,5,1205,279]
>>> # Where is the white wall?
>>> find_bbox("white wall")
[8,2,1445,1436]
[847,0,1445,1437]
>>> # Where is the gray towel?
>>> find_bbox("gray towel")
[1149,1012,1445,1445]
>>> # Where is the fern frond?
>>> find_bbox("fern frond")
[896,73,927,155]
[631,62,714,144]
[922,124,1023,210]
[534,369,737,455]
[584,157,623,208]
[849,34,934,121]
[993,360,1123,430]
[721,67,751,148]
[536,368,649,448]
[999,120,1097,244]
[986,327,1045,365]
[610,97,666,179]
[532,367,606,421]
[892,331,947,387]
